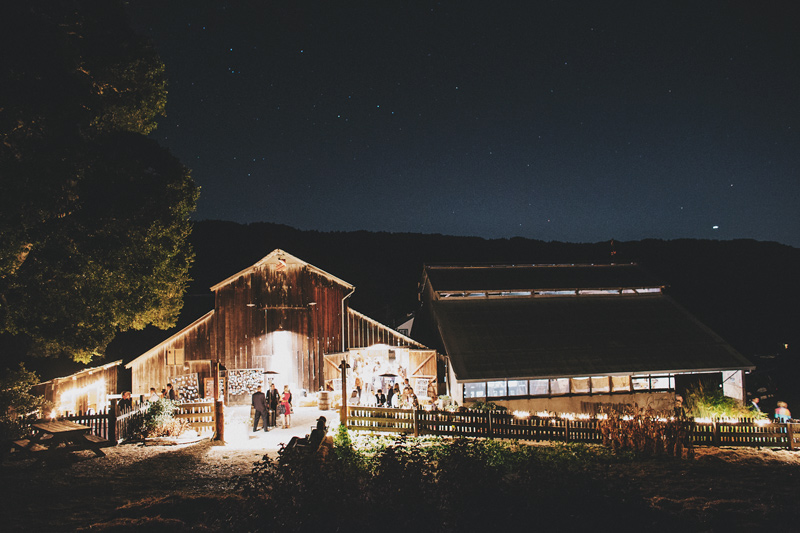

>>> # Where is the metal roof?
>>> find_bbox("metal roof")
[424,263,664,293]
[433,293,753,381]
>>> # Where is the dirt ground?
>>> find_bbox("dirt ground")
[2,411,799,532]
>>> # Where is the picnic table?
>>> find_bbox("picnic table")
[13,420,110,459]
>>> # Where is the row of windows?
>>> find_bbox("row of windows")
[440,288,661,299]
[463,374,676,399]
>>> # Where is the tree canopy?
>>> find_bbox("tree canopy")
[0,1,198,363]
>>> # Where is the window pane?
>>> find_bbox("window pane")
[591,376,610,393]
[464,382,486,399]
[487,380,506,398]
[572,377,590,393]
[632,377,650,390]
[530,379,549,395]
[611,375,631,392]
[508,380,527,396]
[650,375,672,389]
[550,378,570,395]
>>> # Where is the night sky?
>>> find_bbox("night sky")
[126,1,800,247]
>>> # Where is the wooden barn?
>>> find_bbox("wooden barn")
[127,249,433,404]
[34,360,126,416]
[413,263,755,413]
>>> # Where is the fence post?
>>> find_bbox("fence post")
[413,408,420,437]
[564,418,570,443]
[107,399,117,444]
[787,422,796,451]
[488,411,493,437]
[712,420,720,447]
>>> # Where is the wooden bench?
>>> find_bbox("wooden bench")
[13,439,48,454]
[81,433,112,456]
[11,420,111,461]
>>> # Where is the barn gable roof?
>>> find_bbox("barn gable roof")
[210,248,353,292]
[38,359,123,386]
[125,310,215,369]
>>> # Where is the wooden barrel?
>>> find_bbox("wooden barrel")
[318,391,330,410]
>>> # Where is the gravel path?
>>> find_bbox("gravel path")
[0,406,337,531]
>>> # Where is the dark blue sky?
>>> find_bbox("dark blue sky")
[127,1,800,247]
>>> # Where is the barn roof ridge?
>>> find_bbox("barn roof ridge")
[424,262,638,267]
[38,359,124,386]
[209,248,354,291]
[125,310,216,369]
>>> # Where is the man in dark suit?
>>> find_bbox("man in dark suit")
[266,383,281,428]
[252,385,268,432]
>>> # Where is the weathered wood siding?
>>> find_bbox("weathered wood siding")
[128,311,216,398]
[36,362,122,414]
[212,263,349,393]
[348,309,426,349]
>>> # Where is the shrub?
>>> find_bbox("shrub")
[141,399,188,438]
[599,415,692,457]
[0,364,45,445]
[236,435,674,532]
[685,383,761,419]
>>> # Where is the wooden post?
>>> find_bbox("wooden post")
[712,420,720,447]
[107,399,117,444]
[339,359,349,428]
[787,422,796,451]
[487,411,493,437]
[413,408,420,437]
[564,418,570,443]
[213,360,224,442]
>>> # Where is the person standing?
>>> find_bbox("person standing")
[375,389,386,407]
[750,397,762,413]
[166,383,176,401]
[148,387,160,402]
[267,383,281,428]
[252,386,268,432]
[386,384,395,408]
[119,391,133,412]
[427,378,438,405]
[280,385,293,428]
[775,401,791,422]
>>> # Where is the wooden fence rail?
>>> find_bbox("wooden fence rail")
[30,399,216,445]
[174,401,215,435]
[347,407,800,450]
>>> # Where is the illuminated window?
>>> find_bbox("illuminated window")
[530,379,549,395]
[632,377,650,390]
[550,378,570,395]
[571,377,590,393]
[487,381,506,397]
[591,376,610,393]
[464,382,486,399]
[508,380,527,396]
[611,375,631,392]
[650,375,673,390]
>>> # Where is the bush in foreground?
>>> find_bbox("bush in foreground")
[236,431,682,532]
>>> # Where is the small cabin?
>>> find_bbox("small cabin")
[34,360,126,415]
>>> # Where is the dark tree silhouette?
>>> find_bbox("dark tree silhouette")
[0,1,198,362]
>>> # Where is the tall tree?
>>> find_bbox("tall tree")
[0,1,198,363]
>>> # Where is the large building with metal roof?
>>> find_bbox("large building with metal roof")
[413,263,754,413]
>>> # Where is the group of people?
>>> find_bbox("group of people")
[351,378,438,410]
[147,383,177,403]
[252,383,293,431]
[750,397,792,422]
